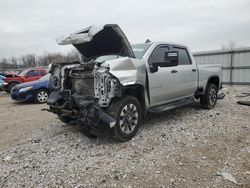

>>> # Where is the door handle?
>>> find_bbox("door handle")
[192,69,197,72]
[171,70,178,73]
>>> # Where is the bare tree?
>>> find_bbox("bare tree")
[21,54,36,67]
[0,50,83,71]
[10,57,18,69]
[0,58,8,70]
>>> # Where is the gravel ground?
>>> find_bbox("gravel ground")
[0,86,250,188]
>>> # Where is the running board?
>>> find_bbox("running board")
[148,97,195,113]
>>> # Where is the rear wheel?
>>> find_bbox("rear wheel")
[200,83,218,109]
[35,89,49,103]
[108,96,142,141]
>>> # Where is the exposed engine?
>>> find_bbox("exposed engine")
[49,61,121,107]
[47,61,122,137]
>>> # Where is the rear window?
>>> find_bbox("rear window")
[39,70,47,76]
[173,47,191,65]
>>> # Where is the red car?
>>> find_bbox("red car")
[3,68,47,93]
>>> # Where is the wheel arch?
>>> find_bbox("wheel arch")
[120,83,146,118]
[36,87,49,93]
[206,76,220,92]
[8,81,21,86]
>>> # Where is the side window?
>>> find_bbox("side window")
[149,46,169,65]
[40,70,46,76]
[27,70,39,77]
[173,47,191,65]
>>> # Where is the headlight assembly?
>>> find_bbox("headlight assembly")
[19,86,33,92]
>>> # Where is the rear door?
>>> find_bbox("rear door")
[171,46,198,98]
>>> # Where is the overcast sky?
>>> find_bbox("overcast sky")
[0,0,250,58]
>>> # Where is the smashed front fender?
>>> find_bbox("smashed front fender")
[101,57,147,87]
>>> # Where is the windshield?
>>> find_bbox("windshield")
[39,74,50,81]
[93,43,152,62]
[132,43,152,59]
[95,55,118,63]
[18,70,29,76]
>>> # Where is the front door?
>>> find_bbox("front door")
[146,45,198,107]
[147,45,178,106]
[25,70,41,82]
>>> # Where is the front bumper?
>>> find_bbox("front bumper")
[11,90,34,102]
[47,91,116,137]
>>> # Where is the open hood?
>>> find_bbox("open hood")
[56,24,135,60]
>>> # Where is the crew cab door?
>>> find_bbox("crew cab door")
[147,45,198,107]
[171,46,198,99]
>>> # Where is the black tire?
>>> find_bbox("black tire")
[35,89,49,103]
[8,83,18,93]
[5,90,10,93]
[58,115,75,124]
[58,114,96,138]
[79,125,97,138]
[200,83,218,109]
[107,96,142,142]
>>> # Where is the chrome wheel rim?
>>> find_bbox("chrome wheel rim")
[209,88,217,106]
[37,91,48,103]
[119,104,138,134]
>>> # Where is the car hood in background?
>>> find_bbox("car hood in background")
[56,24,135,60]
[14,80,49,89]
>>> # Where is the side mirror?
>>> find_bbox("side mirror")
[149,51,178,73]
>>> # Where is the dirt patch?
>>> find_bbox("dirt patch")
[0,92,56,150]
[0,86,250,187]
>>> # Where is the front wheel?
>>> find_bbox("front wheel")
[107,96,142,142]
[35,89,49,103]
[200,83,218,109]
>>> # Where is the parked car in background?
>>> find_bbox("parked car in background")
[11,74,50,103]
[0,74,6,89]
[3,68,47,93]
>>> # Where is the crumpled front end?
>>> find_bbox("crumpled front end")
[47,62,121,137]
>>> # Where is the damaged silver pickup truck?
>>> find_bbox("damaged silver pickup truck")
[47,24,222,141]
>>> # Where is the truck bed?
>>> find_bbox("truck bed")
[197,64,223,90]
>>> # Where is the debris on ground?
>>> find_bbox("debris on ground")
[236,92,250,98]
[237,100,250,106]
[216,172,238,184]
[217,92,226,99]
[0,86,249,187]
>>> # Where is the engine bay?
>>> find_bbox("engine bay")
[49,61,121,107]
